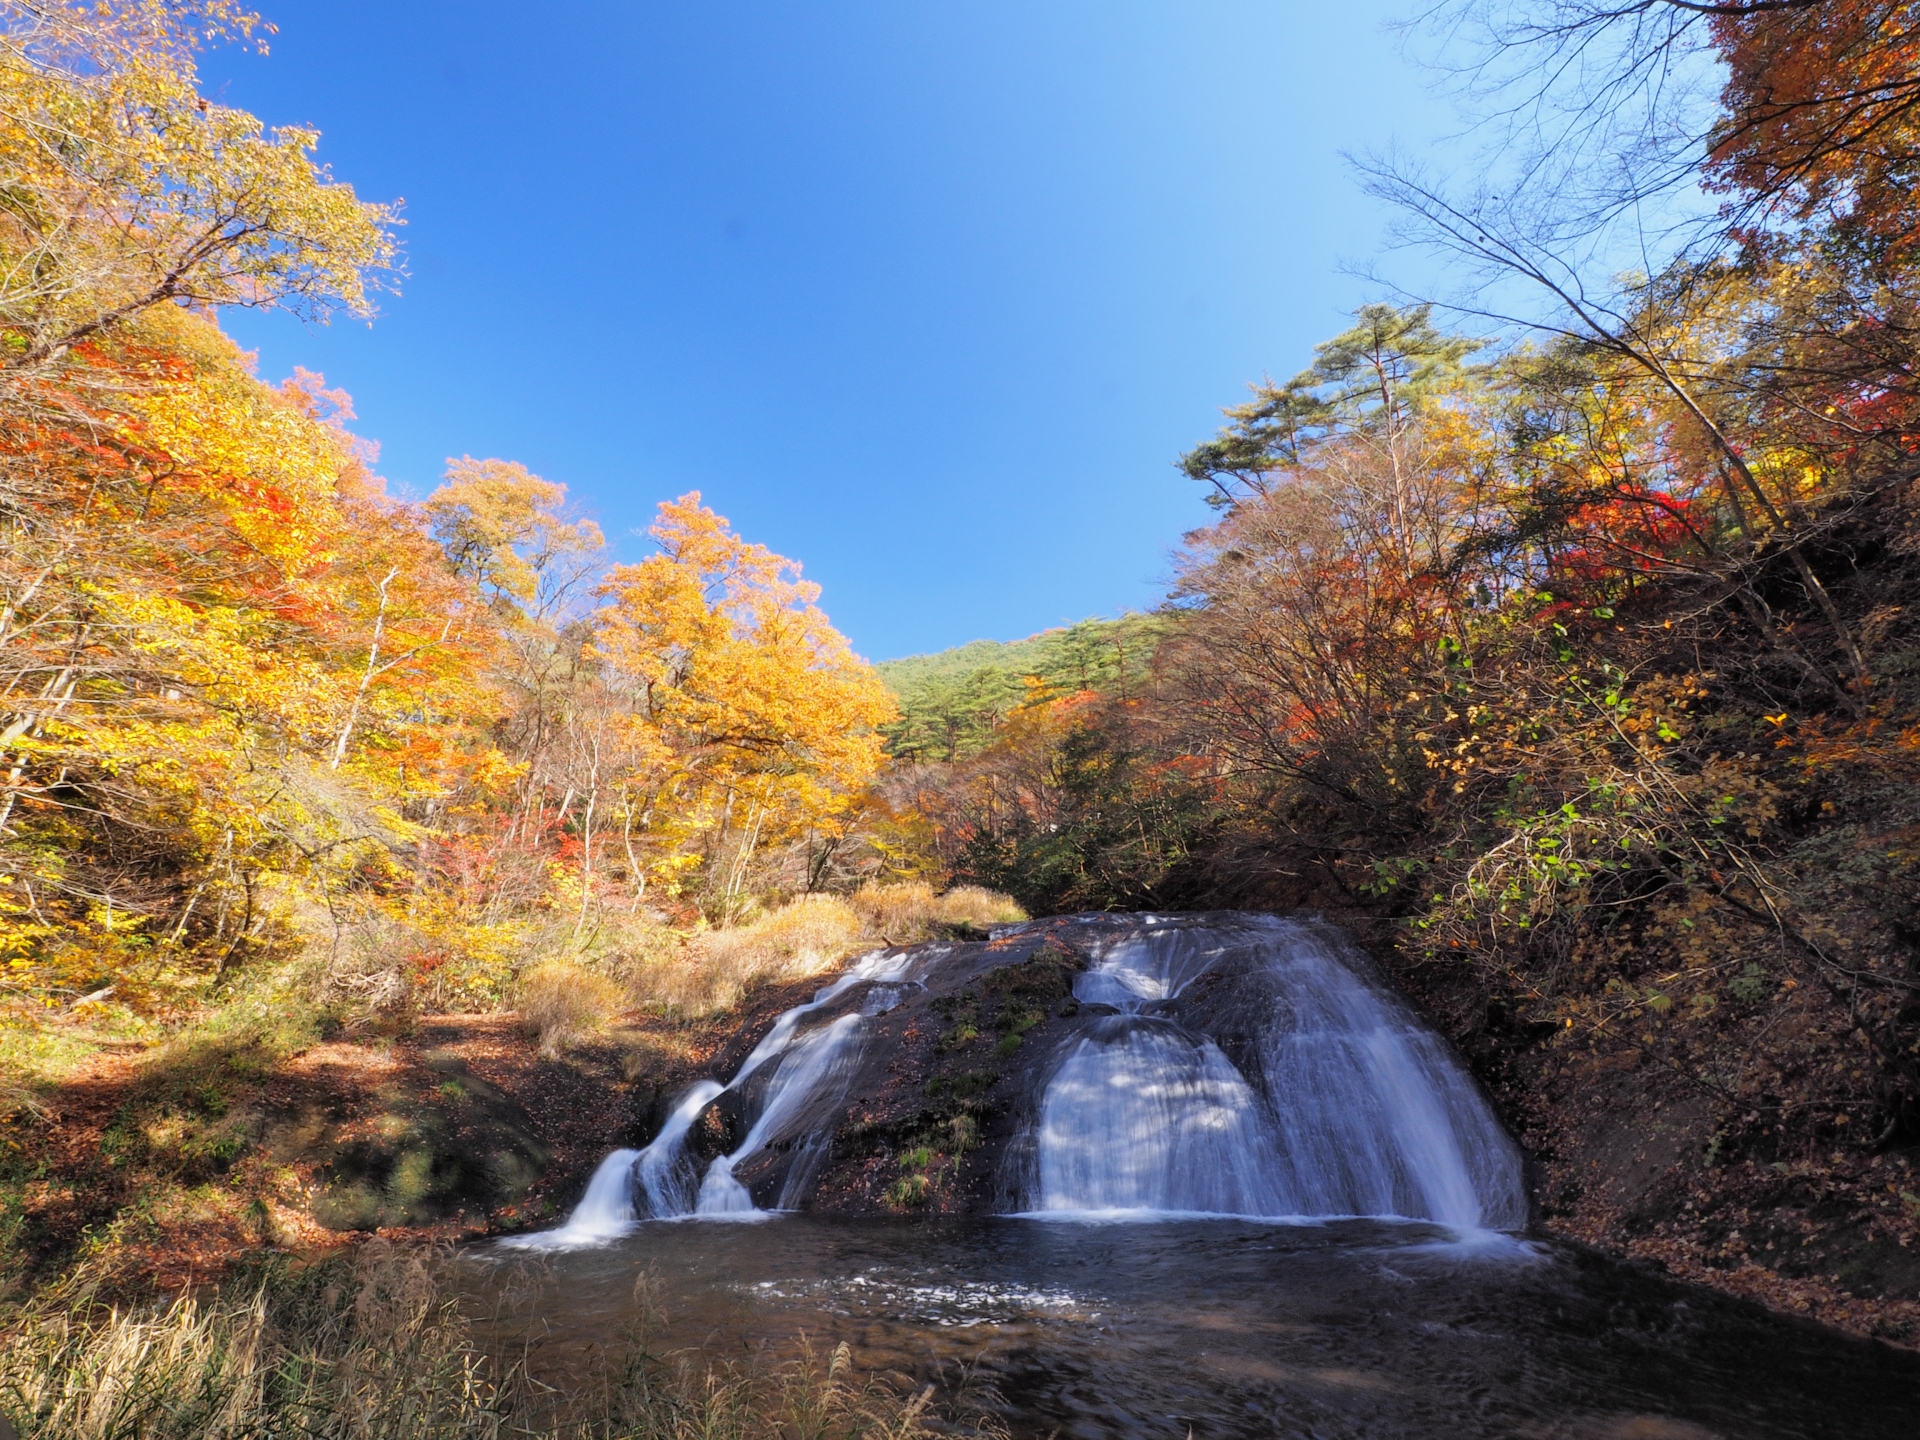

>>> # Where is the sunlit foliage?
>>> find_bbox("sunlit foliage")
[0,2,894,1019]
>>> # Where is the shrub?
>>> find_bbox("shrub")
[320,915,418,1021]
[704,894,863,980]
[850,882,1025,945]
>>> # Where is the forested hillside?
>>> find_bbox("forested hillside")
[877,614,1167,762]
[881,2,1920,1340]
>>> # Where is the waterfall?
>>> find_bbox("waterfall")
[694,1011,865,1214]
[1027,917,1526,1229]
[498,1146,645,1249]
[529,949,919,1235]
[635,1079,726,1216]
[1071,925,1225,1010]
[684,951,917,1216]
[517,914,1526,1244]
[1036,1018,1288,1215]
[1250,929,1521,1229]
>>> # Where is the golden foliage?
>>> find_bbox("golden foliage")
[0,11,902,1028]
[0,0,397,379]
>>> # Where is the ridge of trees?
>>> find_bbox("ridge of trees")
[877,614,1170,764]
[0,1,897,1022]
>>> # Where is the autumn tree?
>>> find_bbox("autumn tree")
[0,310,414,992]
[594,495,896,916]
[0,0,396,382]
[427,458,604,623]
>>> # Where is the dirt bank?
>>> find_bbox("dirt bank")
[1355,912,1920,1351]
[0,982,819,1292]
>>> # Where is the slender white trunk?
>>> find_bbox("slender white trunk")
[330,569,399,771]
[574,784,598,942]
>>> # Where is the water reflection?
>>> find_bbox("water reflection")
[461,1215,1920,1440]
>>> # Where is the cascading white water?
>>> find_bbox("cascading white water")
[636,1079,726,1215]
[1029,918,1526,1229]
[498,1146,645,1249]
[516,916,1526,1245]
[686,951,920,1216]
[1037,1020,1288,1215]
[530,949,919,1237]
[695,1010,864,1214]
[1251,933,1523,1229]
[1072,926,1224,1011]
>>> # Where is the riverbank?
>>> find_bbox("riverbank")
[1364,916,1920,1350]
[0,978,822,1292]
[0,1239,965,1440]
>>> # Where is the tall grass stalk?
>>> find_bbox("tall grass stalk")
[0,1245,971,1440]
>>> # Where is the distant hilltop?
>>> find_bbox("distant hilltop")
[877,613,1170,763]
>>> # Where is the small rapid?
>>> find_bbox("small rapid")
[513,947,923,1245]
[498,1145,645,1249]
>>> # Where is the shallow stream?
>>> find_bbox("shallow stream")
[465,1214,1920,1440]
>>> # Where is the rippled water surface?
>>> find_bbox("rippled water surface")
[463,1216,1920,1440]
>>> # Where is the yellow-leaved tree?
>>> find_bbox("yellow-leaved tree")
[594,495,896,916]
[0,0,396,381]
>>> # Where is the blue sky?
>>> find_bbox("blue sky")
[204,1,1454,661]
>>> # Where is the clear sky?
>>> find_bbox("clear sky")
[202,1,1455,661]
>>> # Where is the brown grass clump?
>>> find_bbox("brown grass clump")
[623,886,1025,1018]
[517,961,627,1057]
[0,1245,975,1440]
[655,895,863,1016]
[707,894,864,979]
[849,882,1025,945]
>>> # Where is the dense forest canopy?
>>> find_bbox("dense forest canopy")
[0,1,902,1023]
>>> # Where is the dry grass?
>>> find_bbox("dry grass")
[621,885,1025,1017]
[703,894,863,979]
[517,961,628,1057]
[630,897,856,1018]
[0,1245,976,1440]
[848,882,1025,944]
